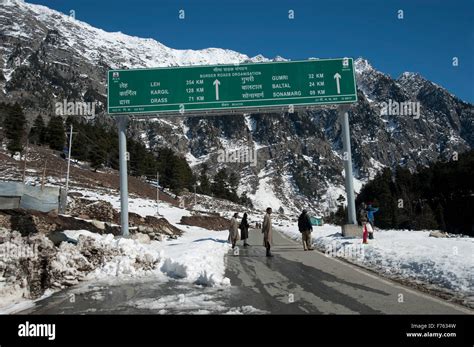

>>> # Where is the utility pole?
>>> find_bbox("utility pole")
[22,139,29,183]
[117,115,129,236]
[156,171,160,216]
[65,124,73,198]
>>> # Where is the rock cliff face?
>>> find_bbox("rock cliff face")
[1,0,472,213]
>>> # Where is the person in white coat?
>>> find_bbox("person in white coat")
[228,213,239,249]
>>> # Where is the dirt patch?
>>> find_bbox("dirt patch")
[0,209,110,236]
[180,215,230,231]
[0,207,184,241]
[127,215,183,240]
[144,215,183,235]
[68,198,119,223]
[125,212,145,226]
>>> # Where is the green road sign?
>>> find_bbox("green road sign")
[107,58,357,115]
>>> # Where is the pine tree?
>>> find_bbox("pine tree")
[212,168,228,198]
[4,103,26,156]
[239,192,254,208]
[434,202,446,232]
[198,165,211,195]
[333,205,347,226]
[156,148,194,193]
[71,131,89,161]
[29,115,47,145]
[229,172,239,191]
[227,171,239,202]
[89,145,106,172]
[46,116,66,151]
[394,166,414,229]
[358,168,396,229]
[414,203,438,230]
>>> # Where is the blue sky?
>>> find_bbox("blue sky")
[29,0,474,102]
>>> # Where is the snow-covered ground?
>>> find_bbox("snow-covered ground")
[77,187,232,286]
[2,182,473,313]
[0,188,231,314]
[274,221,474,305]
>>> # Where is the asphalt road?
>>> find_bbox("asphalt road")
[224,228,472,314]
[19,228,472,314]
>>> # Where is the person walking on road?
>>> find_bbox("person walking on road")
[359,203,369,244]
[240,213,250,247]
[262,207,273,257]
[228,213,239,249]
[298,209,314,251]
[366,203,379,240]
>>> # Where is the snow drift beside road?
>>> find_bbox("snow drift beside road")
[275,222,474,306]
[61,227,231,287]
[66,188,232,287]
[0,188,231,314]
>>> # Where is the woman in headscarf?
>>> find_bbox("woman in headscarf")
[240,213,250,247]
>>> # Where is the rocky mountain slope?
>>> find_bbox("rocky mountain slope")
[1,0,473,213]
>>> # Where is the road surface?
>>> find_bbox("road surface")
[224,228,471,314]
[19,229,471,314]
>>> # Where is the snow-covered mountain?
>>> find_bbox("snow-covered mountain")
[1,0,473,214]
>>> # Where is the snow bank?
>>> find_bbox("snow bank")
[1,225,231,313]
[0,230,56,311]
[62,230,161,278]
[275,222,474,304]
[0,228,162,313]
[69,187,232,285]
[0,185,233,313]
[62,224,231,288]
[151,227,231,287]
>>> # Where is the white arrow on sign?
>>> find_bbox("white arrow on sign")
[213,79,221,100]
[334,73,341,94]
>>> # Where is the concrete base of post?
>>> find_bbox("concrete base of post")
[341,224,362,238]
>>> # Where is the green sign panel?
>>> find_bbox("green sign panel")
[107,58,357,115]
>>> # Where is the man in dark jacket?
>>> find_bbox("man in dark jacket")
[298,210,314,251]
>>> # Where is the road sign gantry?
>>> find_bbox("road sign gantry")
[108,58,358,236]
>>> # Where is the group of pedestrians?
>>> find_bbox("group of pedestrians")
[229,202,380,255]
[228,212,250,249]
[228,207,316,257]
[228,208,274,256]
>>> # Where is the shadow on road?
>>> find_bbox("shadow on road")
[192,238,228,244]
